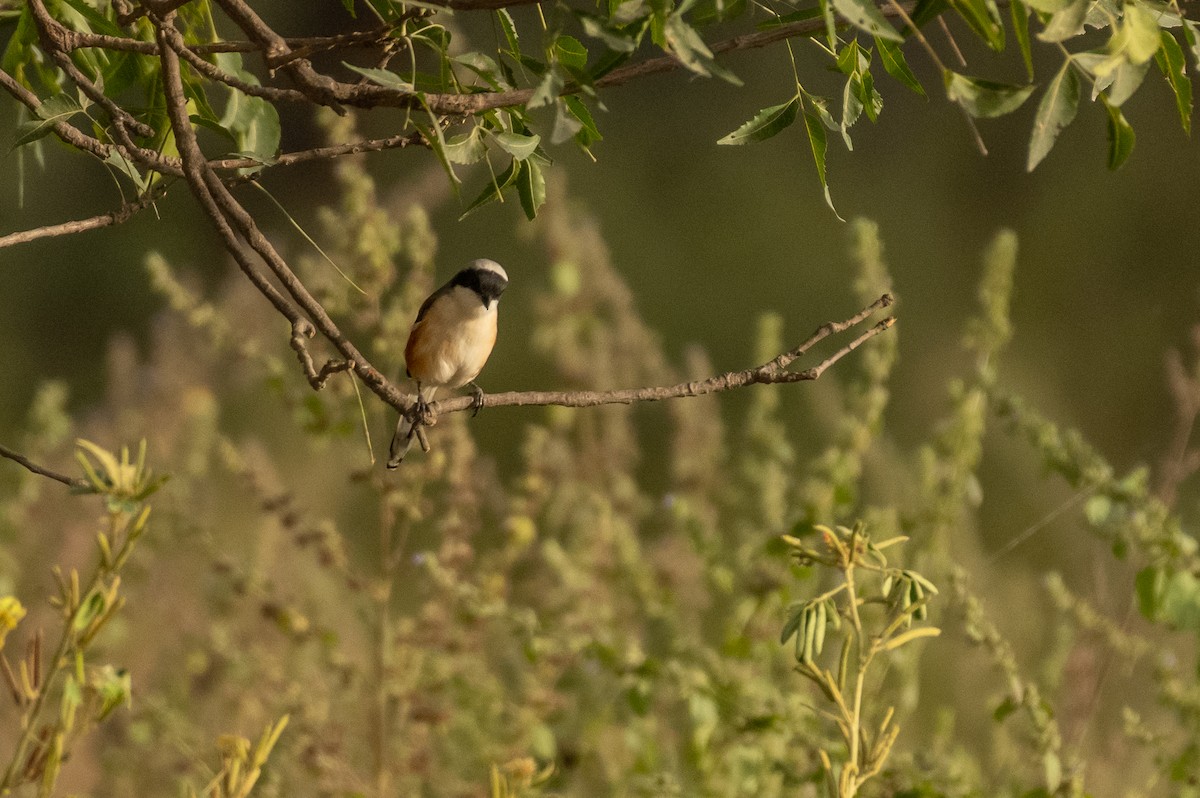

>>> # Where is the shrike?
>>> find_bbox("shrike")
[387,258,508,469]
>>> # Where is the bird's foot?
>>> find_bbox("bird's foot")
[410,393,435,427]
[468,381,485,418]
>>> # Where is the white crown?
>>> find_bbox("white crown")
[471,258,508,282]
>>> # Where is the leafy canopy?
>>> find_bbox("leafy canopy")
[1,0,1196,218]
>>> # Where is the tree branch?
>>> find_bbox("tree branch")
[28,0,156,138]
[155,14,409,414]
[0,445,88,490]
[48,23,402,58]
[0,187,166,250]
[26,0,918,119]
[426,296,896,418]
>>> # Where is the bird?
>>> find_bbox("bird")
[387,258,508,469]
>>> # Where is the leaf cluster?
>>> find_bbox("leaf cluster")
[2,0,1195,225]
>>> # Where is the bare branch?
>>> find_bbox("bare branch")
[174,42,308,104]
[0,445,88,490]
[290,320,356,390]
[0,188,166,250]
[49,24,401,58]
[155,14,409,413]
[425,299,897,418]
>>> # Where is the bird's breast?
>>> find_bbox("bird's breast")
[405,292,498,389]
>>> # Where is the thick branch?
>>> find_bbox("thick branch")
[155,14,408,413]
[0,445,88,489]
[153,19,307,328]
[427,298,896,417]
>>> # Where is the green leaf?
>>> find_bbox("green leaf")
[413,113,459,191]
[528,70,564,109]
[836,39,869,76]
[565,96,603,149]
[832,0,903,41]
[1012,1,1034,80]
[1113,3,1164,66]
[1101,94,1135,169]
[1155,31,1192,135]
[662,13,742,83]
[579,13,639,52]
[12,94,84,150]
[717,97,800,144]
[612,0,650,26]
[409,22,451,53]
[342,63,415,92]
[945,72,1036,118]
[756,6,822,28]
[1037,0,1086,42]
[881,626,941,651]
[550,101,583,144]
[875,35,926,95]
[104,150,149,191]
[1151,570,1200,630]
[1184,19,1200,70]
[819,0,838,51]
[1108,58,1151,105]
[948,0,1005,50]
[516,158,546,220]
[802,97,843,219]
[1083,494,1112,525]
[554,35,589,72]
[444,127,488,165]
[460,159,519,219]
[497,8,521,57]
[993,696,1018,722]
[1027,61,1080,170]
[493,130,542,160]
[454,52,507,90]
[220,92,280,167]
[911,0,951,28]
[341,0,356,16]
[1136,567,1163,618]
[1,5,37,76]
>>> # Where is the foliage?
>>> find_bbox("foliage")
[0,131,1197,796]
[0,438,287,797]
[781,523,941,797]
[0,0,1195,224]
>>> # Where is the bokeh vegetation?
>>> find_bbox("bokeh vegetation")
[2,133,1199,793]
[2,0,1200,794]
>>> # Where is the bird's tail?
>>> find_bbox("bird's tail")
[386,386,436,469]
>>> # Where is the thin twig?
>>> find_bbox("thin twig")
[212,131,427,173]
[49,23,402,58]
[0,445,88,489]
[290,320,356,389]
[937,16,968,67]
[426,301,896,418]
[0,187,166,250]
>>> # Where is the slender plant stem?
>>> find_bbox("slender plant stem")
[0,513,120,791]
[843,561,865,793]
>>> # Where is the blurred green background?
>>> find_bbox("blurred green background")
[3,9,1198,518]
[1,5,1199,794]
